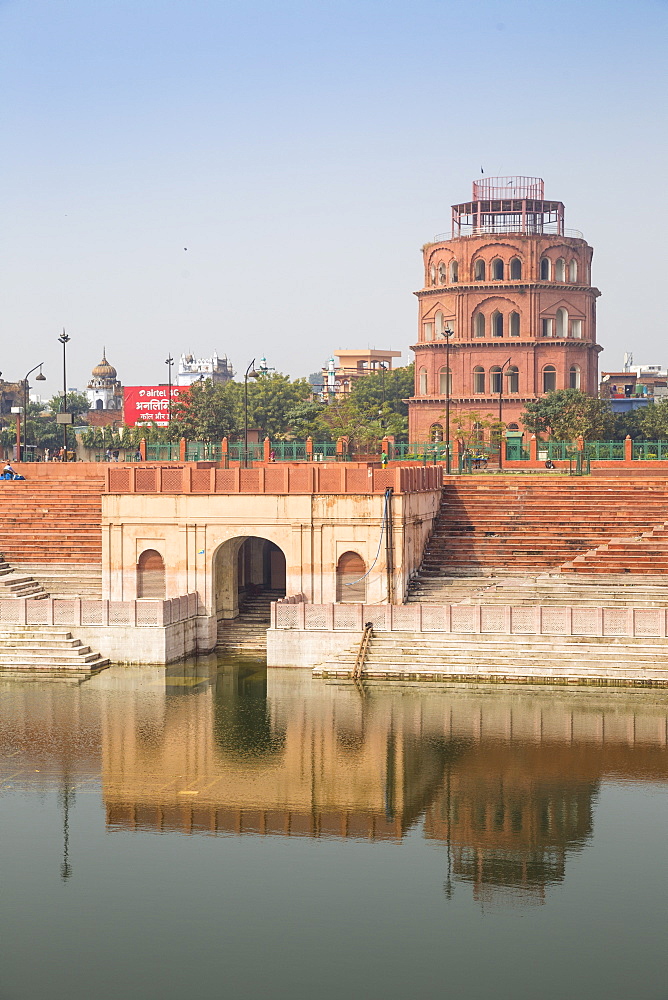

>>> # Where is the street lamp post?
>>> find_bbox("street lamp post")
[244,359,260,468]
[165,355,174,425]
[58,330,70,461]
[23,364,46,461]
[439,327,455,474]
[498,357,512,470]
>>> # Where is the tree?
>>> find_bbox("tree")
[450,410,505,452]
[171,380,237,441]
[246,373,312,439]
[637,399,668,440]
[48,392,91,421]
[284,399,327,439]
[349,364,414,424]
[521,390,613,441]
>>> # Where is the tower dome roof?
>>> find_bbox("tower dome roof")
[92,350,117,380]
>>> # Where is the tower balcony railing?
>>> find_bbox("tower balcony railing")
[432,224,584,242]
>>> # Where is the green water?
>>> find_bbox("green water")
[1,660,667,1000]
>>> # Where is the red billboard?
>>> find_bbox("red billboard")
[123,385,186,427]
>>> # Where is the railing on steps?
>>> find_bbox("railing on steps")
[271,601,668,640]
[0,594,200,627]
[352,622,373,681]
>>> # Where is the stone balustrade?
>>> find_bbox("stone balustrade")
[271,601,668,640]
[0,594,199,628]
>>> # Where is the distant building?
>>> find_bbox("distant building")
[178,352,234,386]
[600,367,668,412]
[321,349,402,398]
[86,351,124,427]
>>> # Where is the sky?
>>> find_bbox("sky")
[1,0,667,392]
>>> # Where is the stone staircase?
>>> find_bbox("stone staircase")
[0,626,110,678]
[418,477,668,576]
[217,589,285,655]
[0,478,103,567]
[313,631,668,686]
[0,559,48,600]
[408,573,668,608]
[562,522,668,574]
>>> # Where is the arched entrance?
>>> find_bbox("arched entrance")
[137,549,165,599]
[213,536,286,621]
[336,551,366,603]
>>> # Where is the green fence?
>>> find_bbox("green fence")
[146,443,181,461]
[632,441,668,460]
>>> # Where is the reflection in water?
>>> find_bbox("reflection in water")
[1,665,668,905]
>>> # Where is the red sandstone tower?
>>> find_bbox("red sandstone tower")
[409,176,602,445]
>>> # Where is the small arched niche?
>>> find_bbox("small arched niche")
[430,423,444,442]
[137,549,165,599]
[336,551,366,603]
[509,257,522,280]
[543,365,557,392]
[540,257,551,280]
[474,258,486,281]
[491,258,504,280]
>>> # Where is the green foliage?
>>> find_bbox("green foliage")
[612,408,645,440]
[636,399,668,440]
[284,399,327,439]
[450,410,505,451]
[349,364,414,419]
[48,392,90,420]
[171,373,313,442]
[521,390,613,441]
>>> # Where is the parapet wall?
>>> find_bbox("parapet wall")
[105,463,442,495]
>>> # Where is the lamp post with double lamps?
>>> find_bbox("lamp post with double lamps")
[57,331,71,461]
[497,357,512,470]
[244,359,261,468]
[23,364,46,460]
[438,326,455,474]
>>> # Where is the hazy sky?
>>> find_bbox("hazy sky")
[1,0,667,391]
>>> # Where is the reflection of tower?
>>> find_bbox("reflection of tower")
[409,176,602,442]
[426,745,598,905]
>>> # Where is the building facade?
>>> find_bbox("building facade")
[409,176,602,442]
[178,352,234,386]
[321,349,402,397]
[86,351,123,425]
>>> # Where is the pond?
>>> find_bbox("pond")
[1,659,667,1000]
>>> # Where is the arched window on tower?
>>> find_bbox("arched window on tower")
[438,262,447,285]
[429,265,436,286]
[491,258,504,280]
[430,423,444,442]
[555,258,566,281]
[491,311,503,338]
[439,367,452,395]
[509,311,520,337]
[509,257,522,280]
[556,307,568,338]
[449,260,459,282]
[473,366,485,393]
[472,422,484,445]
[475,313,486,338]
[490,366,502,393]
[543,366,557,392]
[540,257,551,280]
[569,259,578,282]
[419,367,428,395]
[95,399,103,410]
[507,366,519,393]
[474,259,486,281]
[569,365,581,390]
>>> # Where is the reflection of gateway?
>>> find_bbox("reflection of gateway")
[2,677,666,902]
